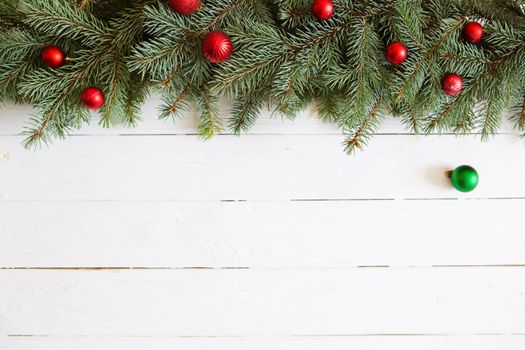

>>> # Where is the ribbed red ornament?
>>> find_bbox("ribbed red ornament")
[385,42,408,65]
[202,31,233,63]
[167,0,200,15]
[441,73,463,96]
[81,87,105,110]
[311,0,334,21]
[463,22,484,44]
[41,45,66,69]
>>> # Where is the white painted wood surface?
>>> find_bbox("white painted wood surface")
[0,99,524,349]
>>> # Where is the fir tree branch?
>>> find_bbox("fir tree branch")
[214,18,354,94]
[428,40,525,133]
[275,46,317,116]
[79,0,90,11]
[0,60,37,97]
[522,96,525,126]
[317,93,345,123]
[160,83,192,120]
[23,100,65,147]
[160,66,181,90]
[512,93,525,130]
[394,16,466,101]
[100,56,125,127]
[392,0,425,49]
[130,39,188,79]
[441,52,491,65]
[197,86,222,139]
[343,94,384,154]
[123,76,149,126]
[403,105,421,134]
[20,0,111,46]
[1,0,524,151]
[194,0,247,36]
[19,2,149,144]
[479,98,498,139]
[229,92,264,134]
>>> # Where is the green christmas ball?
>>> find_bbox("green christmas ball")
[449,165,479,192]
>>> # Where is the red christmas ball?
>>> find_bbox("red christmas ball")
[441,73,463,96]
[463,22,484,44]
[167,0,200,15]
[311,0,334,21]
[41,45,66,69]
[385,42,408,65]
[81,87,105,110]
[202,31,233,63]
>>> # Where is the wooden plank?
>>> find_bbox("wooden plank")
[0,98,516,136]
[1,335,524,350]
[0,134,524,200]
[0,99,360,135]
[0,200,524,268]
[1,268,524,335]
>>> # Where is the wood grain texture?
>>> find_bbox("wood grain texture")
[1,268,524,336]
[2,335,524,350]
[0,134,524,201]
[0,98,517,136]
[1,100,524,349]
[0,200,524,267]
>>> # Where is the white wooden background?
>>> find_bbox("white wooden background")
[1,96,525,349]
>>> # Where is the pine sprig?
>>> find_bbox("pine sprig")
[197,86,222,139]
[229,92,265,135]
[20,0,110,47]
[512,94,525,133]
[159,83,192,120]
[343,94,385,154]
[0,0,524,152]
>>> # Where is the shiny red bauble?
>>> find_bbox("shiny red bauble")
[167,0,200,15]
[311,0,334,21]
[463,22,484,44]
[202,31,233,63]
[41,45,66,69]
[441,73,463,96]
[385,42,408,65]
[81,87,105,110]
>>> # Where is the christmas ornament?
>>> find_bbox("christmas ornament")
[385,42,408,65]
[81,87,105,110]
[441,73,463,96]
[447,165,479,192]
[311,0,334,21]
[4,1,525,150]
[462,22,484,44]
[41,45,66,69]
[202,31,233,63]
[167,0,200,15]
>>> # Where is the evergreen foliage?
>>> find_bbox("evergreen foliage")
[0,0,524,152]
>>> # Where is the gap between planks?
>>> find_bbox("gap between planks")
[1,197,525,203]
[0,132,516,137]
[5,333,525,338]
[2,265,525,270]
